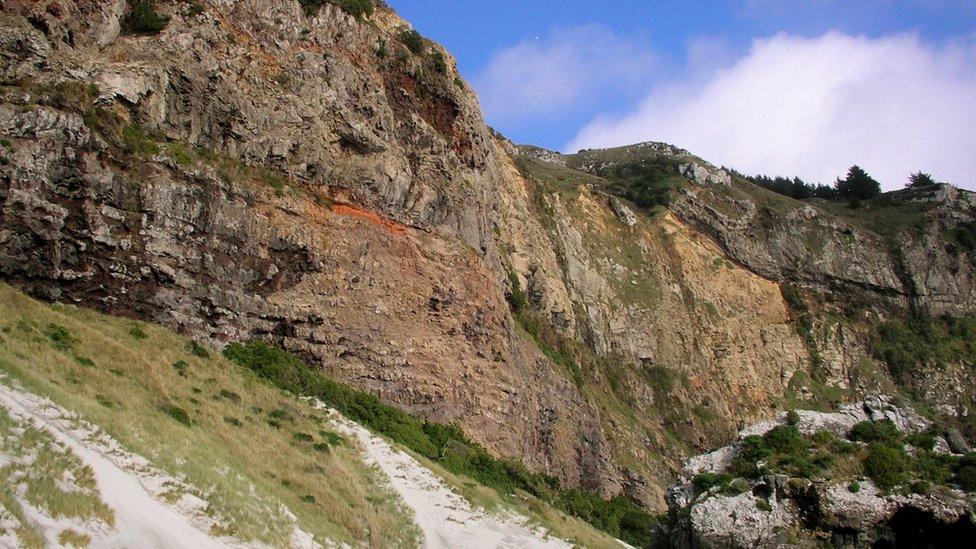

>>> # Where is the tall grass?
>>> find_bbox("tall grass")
[0,284,418,547]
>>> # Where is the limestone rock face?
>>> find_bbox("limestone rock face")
[670,183,976,317]
[0,0,618,498]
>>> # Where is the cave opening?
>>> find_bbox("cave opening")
[873,508,976,548]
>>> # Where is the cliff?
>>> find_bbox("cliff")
[1,0,974,521]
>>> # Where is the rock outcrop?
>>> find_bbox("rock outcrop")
[667,398,976,548]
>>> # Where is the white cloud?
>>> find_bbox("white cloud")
[474,25,657,129]
[567,32,976,190]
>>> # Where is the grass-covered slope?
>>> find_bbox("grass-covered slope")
[0,283,418,547]
[0,283,646,547]
[223,340,662,547]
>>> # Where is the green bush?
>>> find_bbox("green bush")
[121,124,160,156]
[218,389,241,403]
[506,270,527,312]
[44,324,75,351]
[224,340,661,545]
[786,410,800,426]
[764,425,805,454]
[863,443,910,489]
[187,340,210,359]
[299,0,374,18]
[122,0,170,35]
[729,435,770,478]
[128,325,148,340]
[172,360,188,376]
[849,420,901,445]
[598,158,685,210]
[431,51,448,74]
[692,472,731,495]
[160,404,192,427]
[956,465,976,492]
[398,29,425,54]
[848,481,861,493]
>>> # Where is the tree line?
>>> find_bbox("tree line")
[742,166,947,204]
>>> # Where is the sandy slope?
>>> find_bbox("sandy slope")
[0,379,317,549]
[320,401,573,549]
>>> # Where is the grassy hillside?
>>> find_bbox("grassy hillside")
[0,283,418,547]
[0,284,637,547]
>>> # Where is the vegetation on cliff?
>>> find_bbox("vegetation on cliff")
[224,340,663,546]
[692,418,975,497]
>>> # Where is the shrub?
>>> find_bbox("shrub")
[292,432,314,442]
[863,443,910,489]
[172,360,188,376]
[729,435,770,479]
[907,428,938,451]
[848,481,861,493]
[128,325,148,340]
[268,409,294,422]
[506,270,527,312]
[44,324,75,351]
[870,315,976,386]
[223,416,242,427]
[786,410,800,426]
[765,425,805,454]
[218,389,241,403]
[160,404,192,427]
[956,466,976,492]
[187,340,210,359]
[180,0,205,17]
[122,0,170,36]
[121,124,160,156]
[431,51,448,74]
[849,420,901,445]
[692,472,731,495]
[398,29,424,54]
[299,0,373,18]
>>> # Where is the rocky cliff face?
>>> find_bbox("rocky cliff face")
[0,0,617,498]
[1,0,974,518]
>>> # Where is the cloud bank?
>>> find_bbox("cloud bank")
[474,25,657,130]
[566,32,976,190]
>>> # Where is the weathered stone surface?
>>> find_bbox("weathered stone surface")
[0,0,618,500]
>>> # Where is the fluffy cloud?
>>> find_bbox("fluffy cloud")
[474,25,657,130]
[567,32,976,190]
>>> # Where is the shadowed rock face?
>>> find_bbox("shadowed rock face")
[1,0,975,516]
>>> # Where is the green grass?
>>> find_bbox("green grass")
[0,283,418,547]
[223,339,663,546]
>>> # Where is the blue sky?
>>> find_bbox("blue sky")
[388,1,976,189]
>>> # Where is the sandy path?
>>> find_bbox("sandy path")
[323,403,573,549]
[0,380,268,549]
